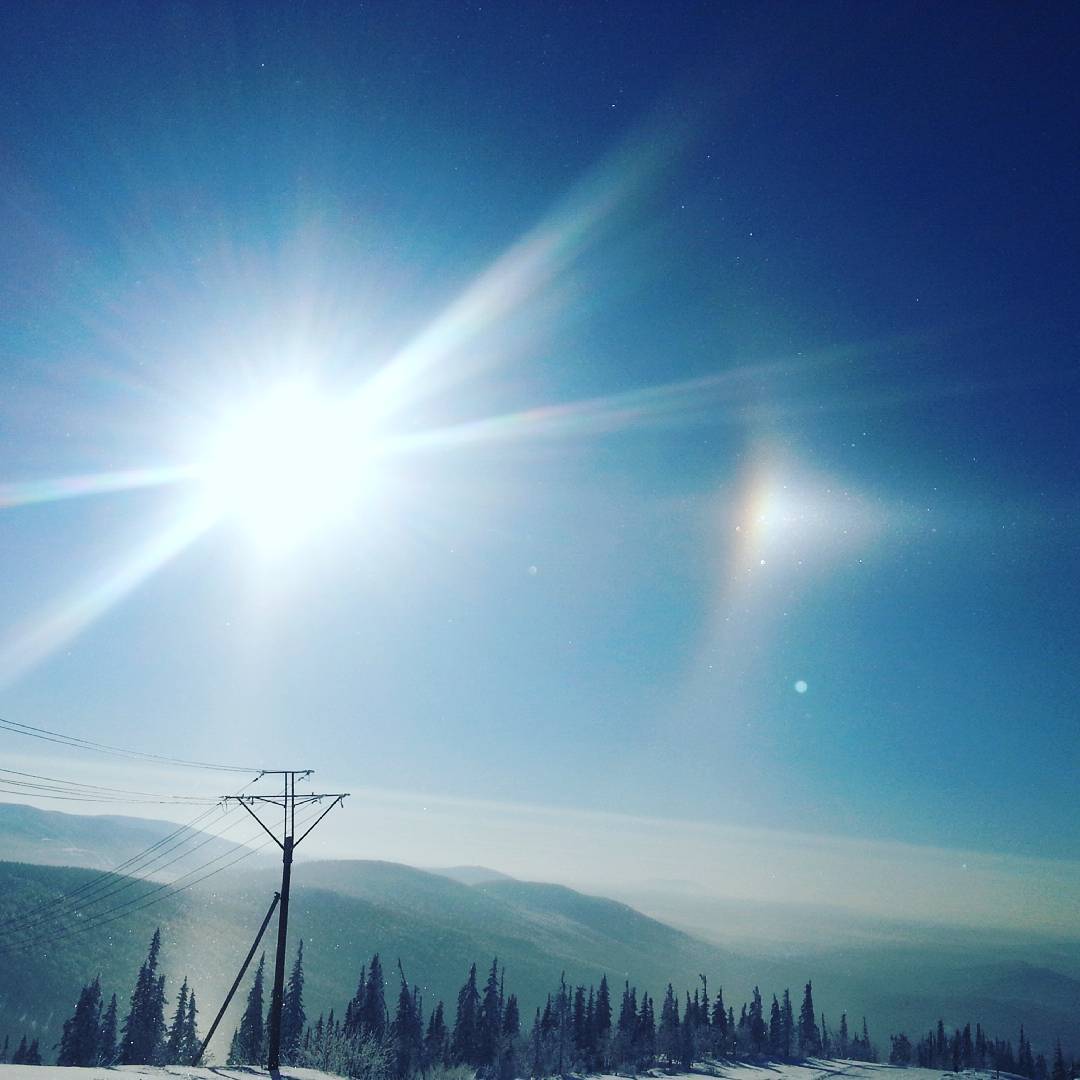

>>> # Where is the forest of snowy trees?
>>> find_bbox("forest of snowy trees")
[2,926,1076,1080]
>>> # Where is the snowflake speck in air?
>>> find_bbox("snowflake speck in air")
[794,680,808,694]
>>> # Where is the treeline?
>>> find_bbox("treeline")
[889,1019,1078,1080]
[0,928,202,1068]
[227,949,876,1078]
[7,925,1075,1079]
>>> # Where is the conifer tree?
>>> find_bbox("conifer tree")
[890,1033,913,1065]
[638,993,656,1067]
[659,983,680,1065]
[58,977,103,1066]
[281,940,306,1064]
[12,1037,28,1065]
[1,1034,8,1063]
[839,1013,849,1058]
[345,965,366,1036]
[750,987,767,1054]
[181,991,199,1065]
[452,963,481,1066]
[781,989,794,1059]
[769,995,784,1057]
[361,954,388,1041]
[165,979,189,1064]
[98,994,118,1065]
[679,992,696,1069]
[229,953,266,1065]
[554,973,571,1077]
[425,1000,450,1069]
[390,970,423,1080]
[798,982,820,1058]
[1050,1041,1068,1080]
[120,929,168,1064]
[479,958,503,1068]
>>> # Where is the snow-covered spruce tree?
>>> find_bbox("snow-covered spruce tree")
[164,978,189,1064]
[595,974,612,1068]
[361,953,388,1041]
[120,928,168,1064]
[750,987,767,1054]
[637,992,656,1070]
[181,991,199,1065]
[501,991,522,1080]
[478,957,502,1071]
[57,976,103,1066]
[711,986,728,1057]
[98,993,118,1064]
[281,940,306,1064]
[424,1000,450,1069]
[345,964,366,1036]
[228,952,266,1065]
[658,983,680,1066]
[678,992,696,1070]
[781,989,794,1058]
[451,962,481,1066]
[395,977,426,1080]
[769,995,784,1057]
[889,1033,913,1065]
[798,981,820,1057]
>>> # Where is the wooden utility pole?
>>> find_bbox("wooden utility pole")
[225,770,347,1071]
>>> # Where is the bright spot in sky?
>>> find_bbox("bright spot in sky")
[199,382,375,551]
[794,679,808,694]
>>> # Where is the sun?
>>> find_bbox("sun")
[199,381,375,551]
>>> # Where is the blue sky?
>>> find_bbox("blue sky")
[1,3,1077,913]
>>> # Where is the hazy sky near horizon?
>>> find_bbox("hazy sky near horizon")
[1,2,1078,927]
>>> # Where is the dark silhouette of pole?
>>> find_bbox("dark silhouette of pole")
[266,774,294,1072]
[224,770,347,1072]
[193,891,280,1066]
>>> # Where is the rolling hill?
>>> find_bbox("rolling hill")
[0,804,1075,1063]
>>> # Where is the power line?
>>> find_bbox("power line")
[0,803,325,954]
[0,716,263,774]
[0,803,243,942]
[0,780,217,805]
[0,775,262,935]
[0,766,224,801]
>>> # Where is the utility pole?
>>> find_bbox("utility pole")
[225,770,347,1071]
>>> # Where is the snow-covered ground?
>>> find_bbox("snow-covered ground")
[604,1062,1008,1080]
[0,1068,334,1080]
[0,1064,1020,1080]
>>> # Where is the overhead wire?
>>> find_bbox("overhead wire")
[0,802,326,954]
[0,774,263,936]
[0,716,263,774]
[0,766,226,802]
[0,802,243,942]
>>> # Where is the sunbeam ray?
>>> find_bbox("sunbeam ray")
[0,504,218,688]
[0,465,198,512]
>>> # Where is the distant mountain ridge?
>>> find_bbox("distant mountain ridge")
[0,802,259,873]
[428,865,515,886]
[0,802,1076,1062]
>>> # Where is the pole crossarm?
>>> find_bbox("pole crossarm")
[295,795,346,848]
[227,796,285,850]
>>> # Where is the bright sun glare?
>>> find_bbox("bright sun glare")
[200,382,374,551]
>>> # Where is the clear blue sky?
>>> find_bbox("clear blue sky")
[1,2,1077,891]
